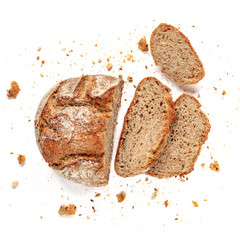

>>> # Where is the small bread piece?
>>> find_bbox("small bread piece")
[115,77,174,177]
[147,94,211,178]
[35,75,124,187]
[150,23,205,85]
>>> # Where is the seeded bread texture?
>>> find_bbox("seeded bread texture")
[35,75,124,187]
[115,77,174,177]
[147,94,211,178]
[150,23,205,85]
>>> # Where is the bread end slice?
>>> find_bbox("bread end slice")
[147,93,211,178]
[150,23,205,85]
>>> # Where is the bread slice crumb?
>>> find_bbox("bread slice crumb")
[18,154,26,165]
[106,62,113,71]
[7,81,21,99]
[11,181,19,188]
[192,201,198,207]
[209,160,220,172]
[116,191,126,203]
[138,37,149,52]
[58,204,77,215]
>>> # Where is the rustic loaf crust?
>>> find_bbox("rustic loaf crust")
[35,75,124,187]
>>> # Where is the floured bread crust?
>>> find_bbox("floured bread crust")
[35,75,124,187]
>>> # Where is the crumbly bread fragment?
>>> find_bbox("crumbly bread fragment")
[115,77,174,177]
[35,75,124,187]
[150,23,205,85]
[147,94,211,178]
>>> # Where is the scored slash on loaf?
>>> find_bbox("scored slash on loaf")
[35,75,124,187]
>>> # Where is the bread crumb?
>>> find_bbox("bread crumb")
[106,63,113,71]
[10,152,14,154]
[87,216,91,220]
[58,204,77,215]
[95,193,101,197]
[126,54,133,61]
[192,201,198,207]
[197,94,200,98]
[127,76,133,82]
[37,47,41,52]
[18,154,26,165]
[11,181,19,188]
[209,160,220,172]
[192,25,195,28]
[145,65,148,69]
[36,56,40,60]
[7,81,21,99]
[116,191,126,203]
[92,60,96,64]
[151,189,159,200]
[222,90,226,95]
[164,200,169,208]
[41,60,45,67]
[98,58,102,63]
[201,163,205,168]
[40,73,44,77]
[138,37,149,52]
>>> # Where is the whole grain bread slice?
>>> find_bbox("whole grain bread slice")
[115,77,174,177]
[150,23,205,85]
[147,94,211,178]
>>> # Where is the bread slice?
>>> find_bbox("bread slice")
[150,23,205,85]
[147,94,211,178]
[35,75,124,187]
[115,77,174,177]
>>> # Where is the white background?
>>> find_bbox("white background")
[0,0,240,239]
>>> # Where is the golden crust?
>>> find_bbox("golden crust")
[150,23,205,85]
[35,75,124,186]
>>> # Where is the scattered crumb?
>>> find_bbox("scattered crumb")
[201,163,205,168]
[145,65,148,69]
[138,37,149,52]
[10,152,14,154]
[95,193,101,197]
[87,216,91,220]
[126,54,133,61]
[192,25,195,28]
[58,204,77,215]
[209,160,220,172]
[98,58,102,63]
[192,201,198,207]
[40,73,44,77]
[127,76,133,82]
[36,56,40,60]
[164,200,169,208]
[151,189,159,200]
[11,181,19,188]
[197,94,200,98]
[7,81,21,99]
[41,60,45,67]
[92,60,96,64]
[40,216,43,219]
[17,154,26,165]
[222,90,226,95]
[145,177,149,181]
[217,44,219,47]
[116,191,126,203]
[37,47,41,52]
[106,62,113,71]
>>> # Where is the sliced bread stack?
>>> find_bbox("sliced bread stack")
[115,77,175,177]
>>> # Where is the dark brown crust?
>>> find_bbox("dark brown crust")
[114,77,175,177]
[150,23,205,85]
[147,93,211,178]
[35,75,124,186]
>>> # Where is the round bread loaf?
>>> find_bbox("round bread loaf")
[35,75,124,187]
